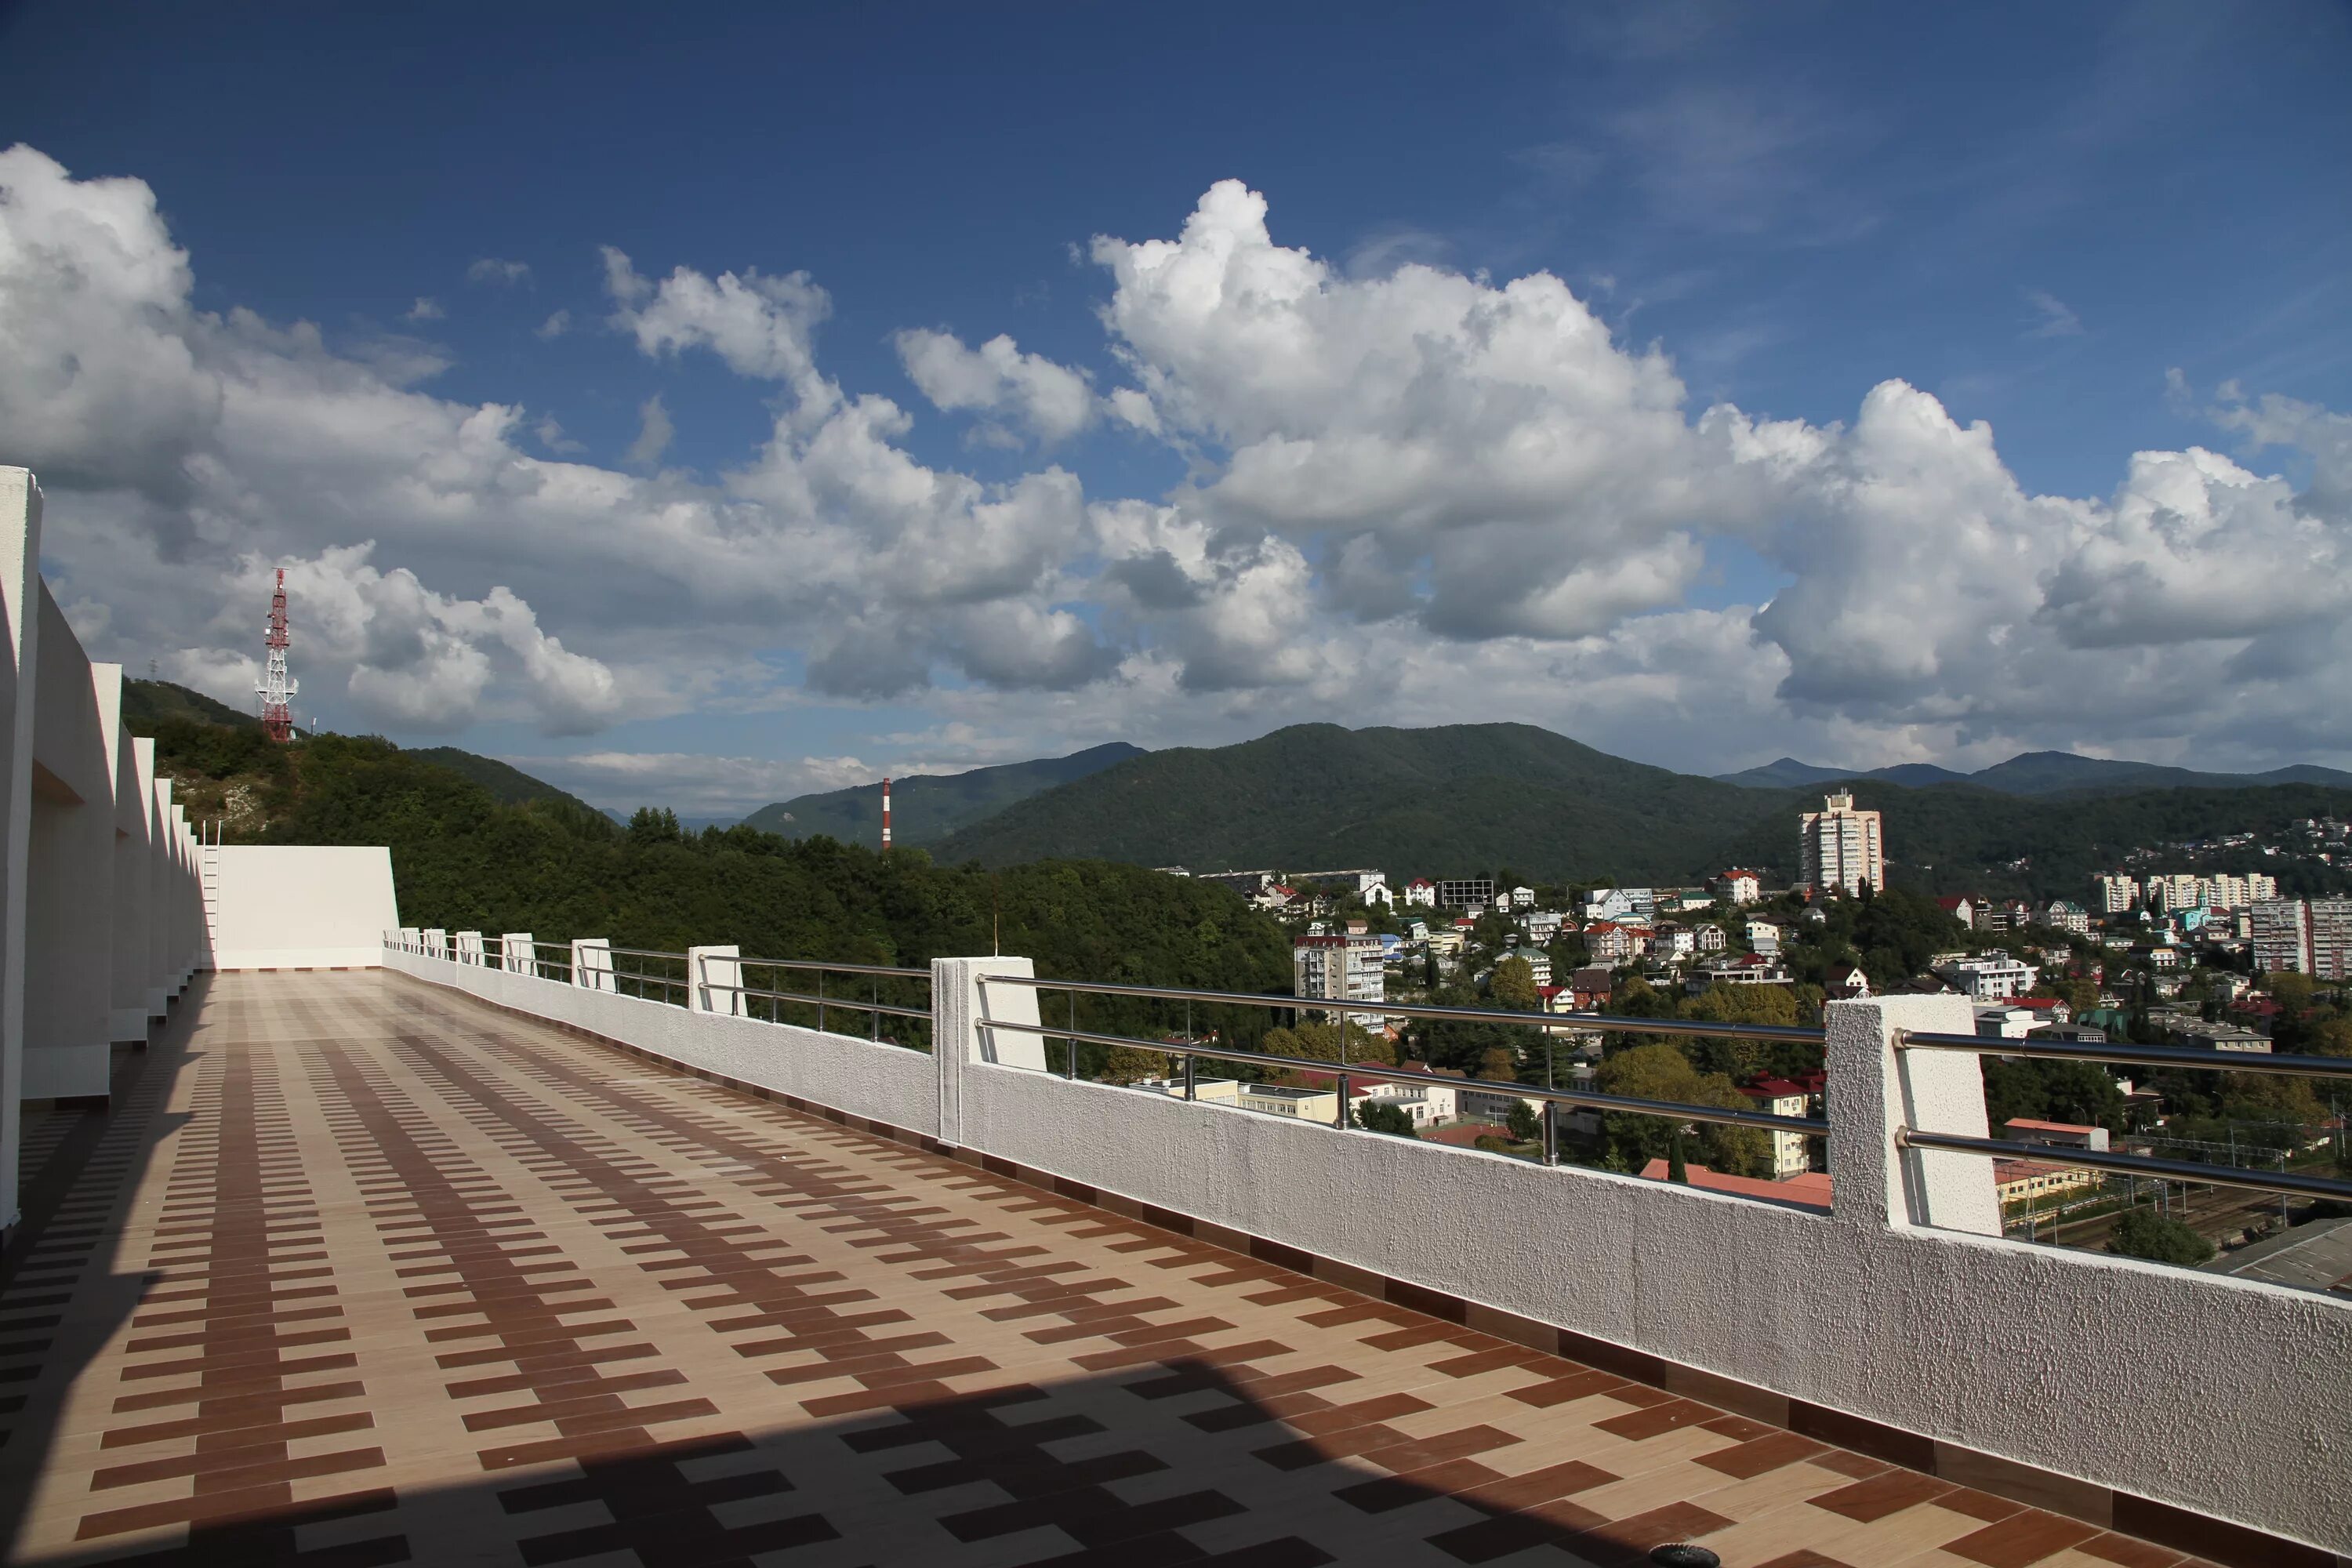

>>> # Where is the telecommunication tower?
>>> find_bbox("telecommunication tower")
[881,778,893,850]
[256,568,299,743]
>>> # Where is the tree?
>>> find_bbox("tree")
[2310,1015,2352,1059]
[1593,1043,1770,1177]
[1490,954,1542,1013]
[1355,1100,1417,1138]
[1667,1127,1689,1184]
[626,806,684,845]
[1099,1045,1170,1084]
[1505,1098,1541,1143]
[2108,1207,2215,1266]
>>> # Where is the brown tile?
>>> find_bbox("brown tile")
[1697,1430,1831,1480]
[1809,1467,1954,1523]
[1945,1510,2104,1568]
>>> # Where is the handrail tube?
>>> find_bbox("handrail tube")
[971,1016,1828,1135]
[1899,1029,2352,1080]
[606,946,687,964]
[1897,1128,2352,1204]
[736,956,931,979]
[976,973,1825,1044]
[706,982,929,1022]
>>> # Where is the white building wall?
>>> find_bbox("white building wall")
[209,846,401,969]
[0,469,39,1229]
[109,701,151,1043]
[24,586,114,1099]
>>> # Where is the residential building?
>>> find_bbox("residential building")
[1994,1160,2100,1207]
[2313,898,2352,981]
[1745,920,1783,956]
[2003,1119,2111,1152]
[1825,964,1871,1000]
[1696,953,1792,988]
[1974,1006,2040,1040]
[2147,874,2203,913]
[1293,935,1385,1025]
[1457,1082,1545,1126]
[1740,1076,1817,1181]
[1697,924,1728,954]
[2186,1025,2273,1054]
[1359,1065,1459,1126]
[1715,869,1762,905]
[1934,956,2040,1001]
[1798,790,1884,896]
[1405,919,1430,942]
[2251,898,2313,975]
[1131,1077,1241,1105]
[1403,878,1437,908]
[1508,885,1537,909]
[1584,922,1649,963]
[1360,880,1393,907]
[1935,895,1976,930]
[1238,1083,1339,1121]
[2042,900,2090,936]
[1566,967,1613,1010]
[1655,926,1696,959]
[1526,910,1563,945]
[1438,878,1495,909]
[2092,875,2139,914]
[1583,889,1638,921]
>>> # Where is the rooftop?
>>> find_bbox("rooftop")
[0,971,2225,1567]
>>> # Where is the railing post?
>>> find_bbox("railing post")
[1825,994,1999,1235]
[500,933,534,975]
[454,931,484,966]
[687,945,742,1017]
[931,956,1044,1152]
[422,927,448,960]
[571,938,615,993]
[400,926,421,956]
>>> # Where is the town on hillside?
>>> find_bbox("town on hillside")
[1153,791,2352,1279]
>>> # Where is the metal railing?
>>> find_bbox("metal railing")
[383,931,2352,1209]
[1896,1027,2352,1204]
[976,971,1825,1170]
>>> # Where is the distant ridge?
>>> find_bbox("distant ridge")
[1716,749,2352,797]
[741,742,1145,847]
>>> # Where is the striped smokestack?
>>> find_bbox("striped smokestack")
[881,777,892,850]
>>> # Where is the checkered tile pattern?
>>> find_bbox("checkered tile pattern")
[0,971,2237,1566]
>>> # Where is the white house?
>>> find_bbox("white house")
[1361,880,1394,908]
[1715,869,1762,905]
[1508,885,1537,909]
[1403,878,1437,908]
[1745,920,1783,956]
[1935,955,2040,1001]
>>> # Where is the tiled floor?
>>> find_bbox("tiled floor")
[0,971,2222,1566]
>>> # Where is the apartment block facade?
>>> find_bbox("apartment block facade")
[1798,790,1884,896]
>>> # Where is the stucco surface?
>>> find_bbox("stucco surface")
[211,844,398,968]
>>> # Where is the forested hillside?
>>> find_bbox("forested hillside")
[742,742,1143,845]
[931,721,2352,896]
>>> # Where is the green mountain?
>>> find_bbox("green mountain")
[929,721,2352,900]
[741,742,1145,847]
[932,724,1786,885]
[1718,748,2352,797]
[407,747,598,814]
[122,677,259,731]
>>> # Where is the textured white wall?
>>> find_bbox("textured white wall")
[24,586,113,1098]
[211,845,400,968]
[387,946,938,1137]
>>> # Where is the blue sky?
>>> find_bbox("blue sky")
[4,1,2348,812]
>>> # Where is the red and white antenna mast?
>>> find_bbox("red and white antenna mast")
[256,568,298,743]
[881,777,893,851]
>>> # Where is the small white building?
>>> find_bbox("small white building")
[1508,885,1537,909]
[1715,869,1762,905]
[1936,955,2040,1001]
[1403,878,1438,909]
[1745,920,1784,956]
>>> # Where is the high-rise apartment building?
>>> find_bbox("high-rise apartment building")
[2311,898,2352,981]
[1798,791,1883,897]
[2250,899,2312,975]
[2147,874,2203,912]
[2091,874,2139,914]
[1294,935,1386,1025]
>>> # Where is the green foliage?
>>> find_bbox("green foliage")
[1504,1098,1541,1143]
[1490,954,1541,1012]
[1981,1058,2127,1133]
[2107,1207,2216,1266]
[123,677,257,731]
[1354,1099,1417,1138]
[925,720,2352,895]
[1592,1043,1770,1178]
[406,746,602,812]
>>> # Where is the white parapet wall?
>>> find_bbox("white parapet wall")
[208,845,401,969]
[385,943,939,1138]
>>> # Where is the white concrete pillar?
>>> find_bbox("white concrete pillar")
[23,586,114,1101]
[1826,993,2001,1236]
[453,931,485,965]
[571,938,614,991]
[398,927,421,954]
[114,739,156,1038]
[931,955,1044,1150]
[169,804,192,989]
[500,932,535,975]
[146,778,172,1018]
[99,670,148,1044]
[422,927,447,960]
[687,945,743,1015]
[0,469,43,1232]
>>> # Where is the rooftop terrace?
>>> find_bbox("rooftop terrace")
[0,971,2258,1567]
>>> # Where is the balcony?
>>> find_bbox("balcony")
[2,468,2348,1566]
